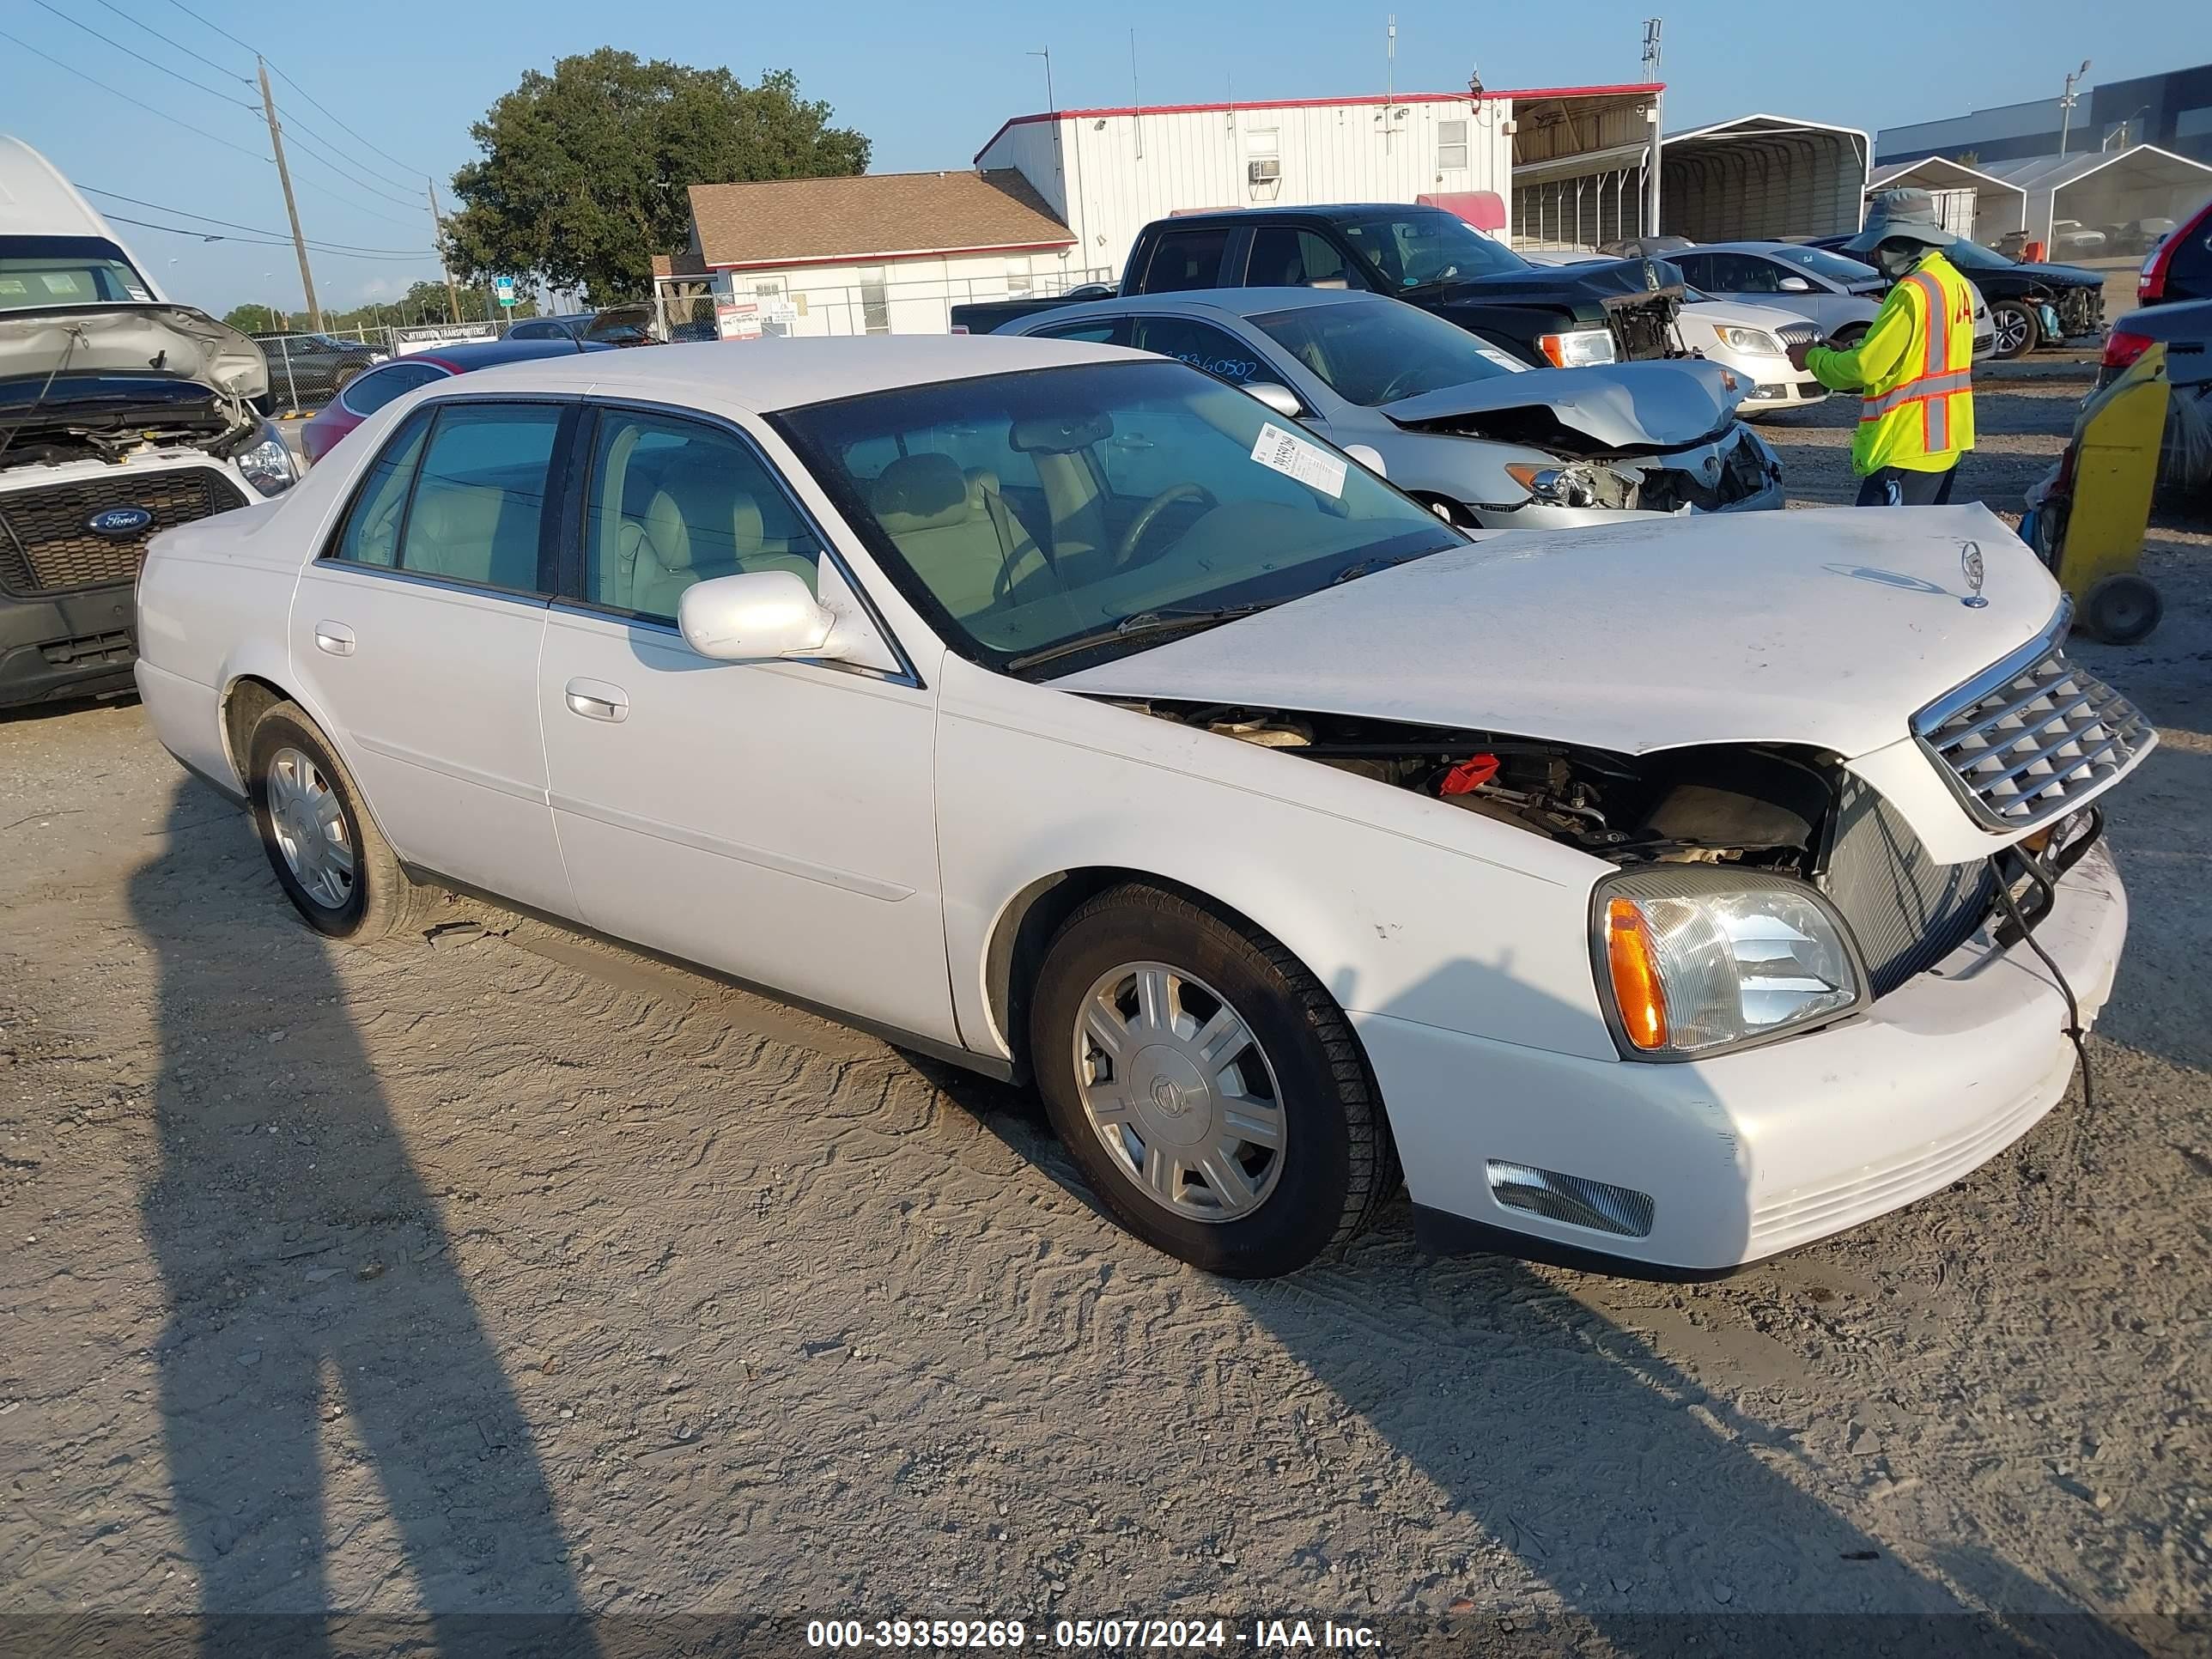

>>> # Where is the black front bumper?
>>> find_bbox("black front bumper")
[0,584,138,709]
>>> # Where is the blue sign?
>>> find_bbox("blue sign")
[493,275,516,308]
[85,505,153,538]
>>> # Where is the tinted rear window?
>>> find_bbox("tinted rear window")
[1136,228,1232,293]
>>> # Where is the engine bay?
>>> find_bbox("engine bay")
[1116,697,1837,874]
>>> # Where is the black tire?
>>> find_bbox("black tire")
[1989,299,2039,362]
[1029,883,1398,1277]
[246,701,426,940]
[2080,573,2163,646]
[331,361,365,394]
[1830,322,1869,349]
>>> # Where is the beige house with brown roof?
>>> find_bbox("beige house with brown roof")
[651,168,1103,339]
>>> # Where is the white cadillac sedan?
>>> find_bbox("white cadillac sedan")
[136,337,2153,1279]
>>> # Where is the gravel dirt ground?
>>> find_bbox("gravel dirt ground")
[2,356,2208,1652]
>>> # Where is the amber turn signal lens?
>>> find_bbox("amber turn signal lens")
[1605,898,1669,1051]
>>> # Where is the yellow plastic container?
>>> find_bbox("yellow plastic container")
[2051,343,2168,644]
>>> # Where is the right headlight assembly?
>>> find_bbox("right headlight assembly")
[1592,866,1865,1060]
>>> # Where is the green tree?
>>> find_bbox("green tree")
[222,303,280,334]
[444,50,869,305]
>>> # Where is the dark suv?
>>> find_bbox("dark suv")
[956,204,1685,368]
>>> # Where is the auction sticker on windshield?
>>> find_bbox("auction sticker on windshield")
[1251,422,1347,498]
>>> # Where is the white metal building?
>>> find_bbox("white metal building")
[1976,145,2212,242]
[1865,156,2027,242]
[1514,110,1873,249]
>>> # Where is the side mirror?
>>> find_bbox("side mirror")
[678,570,836,661]
[1778,275,1814,293]
[1246,381,1305,418]
[1341,443,1388,478]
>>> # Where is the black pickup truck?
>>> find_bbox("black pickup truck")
[951,204,1684,367]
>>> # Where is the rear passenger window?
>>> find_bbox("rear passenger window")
[580,411,822,622]
[327,410,431,568]
[1135,228,1231,293]
[341,361,447,417]
[395,404,562,592]
[1033,317,1127,346]
[1127,316,1264,385]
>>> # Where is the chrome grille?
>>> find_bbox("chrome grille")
[1913,633,2154,833]
[1774,320,1824,346]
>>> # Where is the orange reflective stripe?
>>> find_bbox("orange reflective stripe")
[1910,273,1948,374]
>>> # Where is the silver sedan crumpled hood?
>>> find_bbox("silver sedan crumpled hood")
[1382,357,1743,451]
[0,304,267,402]
[1054,503,2060,763]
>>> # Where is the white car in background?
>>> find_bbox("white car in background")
[136,337,2149,1279]
[1673,293,1831,415]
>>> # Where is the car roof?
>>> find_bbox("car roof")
[1015,287,1382,325]
[420,334,1140,413]
[415,337,606,368]
[1689,241,1812,255]
[1152,203,1450,223]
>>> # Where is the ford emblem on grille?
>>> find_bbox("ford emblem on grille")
[85,505,154,538]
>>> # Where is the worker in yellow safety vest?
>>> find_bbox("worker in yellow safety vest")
[1786,190,1978,506]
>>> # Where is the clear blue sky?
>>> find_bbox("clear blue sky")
[3,0,2203,318]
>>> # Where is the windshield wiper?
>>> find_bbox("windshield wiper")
[1006,604,1270,672]
[1328,552,1423,586]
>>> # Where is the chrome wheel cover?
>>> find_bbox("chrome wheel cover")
[1073,962,1286,1223]
[265,746,356,910]
[1994,307,2032,356]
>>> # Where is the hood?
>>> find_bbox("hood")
[1679,297,1814,331]
[2005,261,2103,288]
[0,303,266,402]
[1382,358,1742,452]
[1425,255,1683,312]
[1053,503,2057,762]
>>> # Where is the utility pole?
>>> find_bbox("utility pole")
[1642,19,1665,240]
[425,176,462,324]
[256,56,321,332]
[2050,59,2091,247]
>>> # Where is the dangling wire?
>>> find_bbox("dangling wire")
[1987,854,2094,1114]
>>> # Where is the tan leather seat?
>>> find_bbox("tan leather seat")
[872,453,1040,621]
[404,483,531,587]
[620,450,820,617]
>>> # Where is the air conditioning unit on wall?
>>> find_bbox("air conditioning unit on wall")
[1248,158,1281,185]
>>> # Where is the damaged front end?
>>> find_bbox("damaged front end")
[1116,698,2014,1003]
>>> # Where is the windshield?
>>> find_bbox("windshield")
[1766,246,1882,283]
[1254,301,1523,405]
[0,235,155,310]
[775,360,1462,675]
[1337,211,1528,289]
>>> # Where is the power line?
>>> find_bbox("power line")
[285,168,428,233]
[80,188,436,256]
[161,0,431,181]
[102,211,437,262]
[26,0,258,110]
[89,0,252,85]
[0,28,272,164]
[270,101,426,199]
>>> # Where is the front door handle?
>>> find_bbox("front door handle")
[313,621,356,656]
[564,677,629,723]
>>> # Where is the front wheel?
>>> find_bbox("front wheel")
[247,701,428,940]
[1988,300,2039,361]
[1029,884,1397,1276]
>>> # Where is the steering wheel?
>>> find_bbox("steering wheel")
[1370,364,1430,405]
[1115,483,1217,568]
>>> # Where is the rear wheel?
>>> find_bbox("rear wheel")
[1830,322,1869,349]
[247,702,427,940]
[1989,300,2039,361]
[1029,884,1397,1277]
[2081,573,2162,646]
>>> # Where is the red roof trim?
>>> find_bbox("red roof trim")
[705,237,1077,274]
[972,85,1662,162]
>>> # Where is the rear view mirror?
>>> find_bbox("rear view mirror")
[678,570,836,661]
[1247,382,1305,418]
[1778,276,1814,293]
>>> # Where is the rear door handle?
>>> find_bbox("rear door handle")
[313,621,356,657]
[564,677,629,723]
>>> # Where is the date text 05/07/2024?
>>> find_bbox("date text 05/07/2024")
[805,1617,1382,1650]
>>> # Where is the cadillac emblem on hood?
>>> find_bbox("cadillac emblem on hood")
[85,506,154,539]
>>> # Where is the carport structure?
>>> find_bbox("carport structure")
[1865,155,2027,242]
[1512,110,1871,249]
[1977,145,2212,242]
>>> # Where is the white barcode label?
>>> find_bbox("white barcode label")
[1249,421,1348,498]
